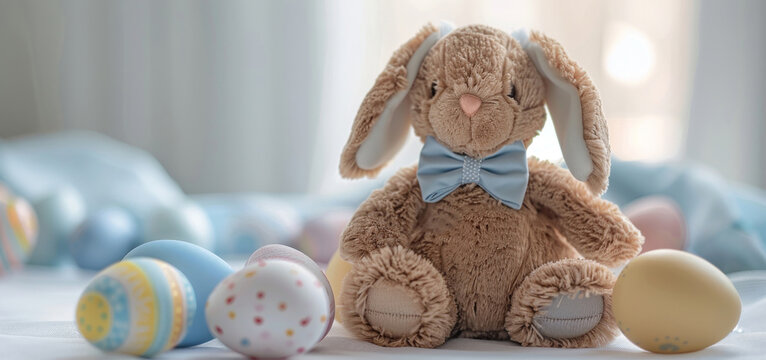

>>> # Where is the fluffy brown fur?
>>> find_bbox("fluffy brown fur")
[528,31,611,195]
[506,258,619,347]
[340,246,457,347]
[337,23,643,349]
[340,24,438,179]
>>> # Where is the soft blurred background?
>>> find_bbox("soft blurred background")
[0,0,765,274]
[2,4,766,358]
[1,0,764,194]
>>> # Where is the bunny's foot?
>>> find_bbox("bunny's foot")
[340,245,456,348]
[505,258,619,348]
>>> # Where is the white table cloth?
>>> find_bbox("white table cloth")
[2,267,765,360]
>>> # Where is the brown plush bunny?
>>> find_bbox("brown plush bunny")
[337,22,643,349]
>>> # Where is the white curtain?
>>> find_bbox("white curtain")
[8,1,760,194]
[685,0,766,188]
[0,0,325,193]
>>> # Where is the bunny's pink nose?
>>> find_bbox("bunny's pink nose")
[459,94,482,117]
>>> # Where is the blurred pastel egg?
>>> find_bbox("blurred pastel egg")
[200,196,302,256]
[13,196,38,242]
[28,186,86,266]
[124,240,233,347]
[613,249,741,354]
[0,183,11,202]
[70,207,140,270]
[76,257,196,357]
[296,209,353,264]
[206,259,330,358]
[325,249,352,323]
[623,196,686,253]
[247,244,334,339]
[0,196,39,274]
[144,201,213,250]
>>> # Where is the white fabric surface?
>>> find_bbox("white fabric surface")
[1,266,765,360]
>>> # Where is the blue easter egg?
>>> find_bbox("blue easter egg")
[144,202,213,250]
[70,207,140,270]
[28,187,86,265]
[202,197,302,255]
[76,257,196,357]
[124,240,233,347]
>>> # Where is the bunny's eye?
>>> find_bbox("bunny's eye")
[508,84,517,101]
[430,82,437,98]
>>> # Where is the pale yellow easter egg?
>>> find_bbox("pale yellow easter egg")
[325,249,352,323]
[613,249,741,354]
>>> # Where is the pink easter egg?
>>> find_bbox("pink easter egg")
[623,196,686,253]
[296,210,353,264]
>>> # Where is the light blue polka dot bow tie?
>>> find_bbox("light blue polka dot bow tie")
[416,136,529,209]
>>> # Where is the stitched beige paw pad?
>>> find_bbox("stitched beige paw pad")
[364,279,425,338]
[533,292,603,339]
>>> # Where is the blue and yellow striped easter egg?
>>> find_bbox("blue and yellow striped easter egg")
[0,196,38,275]
[76,258,196,357]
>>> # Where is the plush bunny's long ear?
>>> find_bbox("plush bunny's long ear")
[339,22,454,179]
[512,29,611,195]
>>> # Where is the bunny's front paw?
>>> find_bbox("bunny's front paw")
[506,258,619,348]
[340,246,456,348]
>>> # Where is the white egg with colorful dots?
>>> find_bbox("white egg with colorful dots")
[246,244,335,338]
[76,257,196,357]
[206,259,330,358]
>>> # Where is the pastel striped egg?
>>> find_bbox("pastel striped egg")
[0,196,38,275]
[76,258,196,357]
